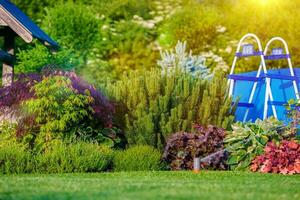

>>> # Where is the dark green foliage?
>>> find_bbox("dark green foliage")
[105,68,234,149]
[224,118,284,171]
[42,2,99,63]
[11,0,60,20]
[35,140,113,173]
[113,145,163,171]
[163,125,227,170]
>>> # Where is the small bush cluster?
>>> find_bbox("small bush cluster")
[0,140,113,174]
[163,125,227,170]
[250,140,300,175]
[224,118,284,170]
[113,145,163,171]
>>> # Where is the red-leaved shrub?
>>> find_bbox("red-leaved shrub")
[250,140,300,175]
[163,124,227,170]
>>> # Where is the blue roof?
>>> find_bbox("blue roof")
[0,0,59,48]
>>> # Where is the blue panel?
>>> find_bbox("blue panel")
[231,68,300,122]
[0,0,59,48]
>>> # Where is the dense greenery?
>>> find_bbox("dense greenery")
[113,145,163,171]
[0,172,300,200]
[105,68,234,149]
[224,118,285,171]
[2,0,299,176]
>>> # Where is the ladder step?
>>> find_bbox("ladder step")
[235,51,264,58]
[268,101,286,106]
[264,54,290,60]
[264,73,298,81]
[234,102,255,108]
[228,74,264,82]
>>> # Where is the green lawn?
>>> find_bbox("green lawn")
[0,171,299,200]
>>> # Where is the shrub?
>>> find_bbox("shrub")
[250,140,300,175]
[42,2,99,62]
[0,142,32,174]
[15,43,77,73]
[11,0,60,20]
[159,3,220,54]
[113,145,163,171]
[158,41,212,79]
[19,74,119,150]
[225,118,284,171]
[35,140,113,173]
[0,71,114,127]
[105,68,234,149]
[163,125,227,170]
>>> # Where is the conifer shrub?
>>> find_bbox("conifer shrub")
[163,125,227,170]
[113,145,163,171]
[105,68,234,149]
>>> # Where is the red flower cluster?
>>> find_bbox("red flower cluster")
[250,140,300,175]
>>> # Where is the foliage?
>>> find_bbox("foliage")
[284,99,300,136]
[35,140,113,173]
[113,145,163,171]
[224,118,284,171]
[42,2,99,63]
[83,20,158,84]
[105,68,234,149]
[250,140,300,175]
[15,43,77,73]
[0,140,32,174]
[158,41,212,78]
[0,73,40,109]
[11,0,60,20]
[0,139,113,174]
[84,0,154,20]
[159,3,220,54]
[19,74,119,150]
[163,125,227,170]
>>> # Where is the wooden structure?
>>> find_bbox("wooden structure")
[0,0,59,86]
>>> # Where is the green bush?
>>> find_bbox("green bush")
[22,76,93,150]
[42,2,99,63]
[159,3,220,54]
[105,68,234,149]
[113,145,163,171]
[35,140,113,173]
[11,0,60,20]
[15,43,76,73]
[0,142,33,174]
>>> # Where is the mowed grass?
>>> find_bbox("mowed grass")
[0,171,299,200]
